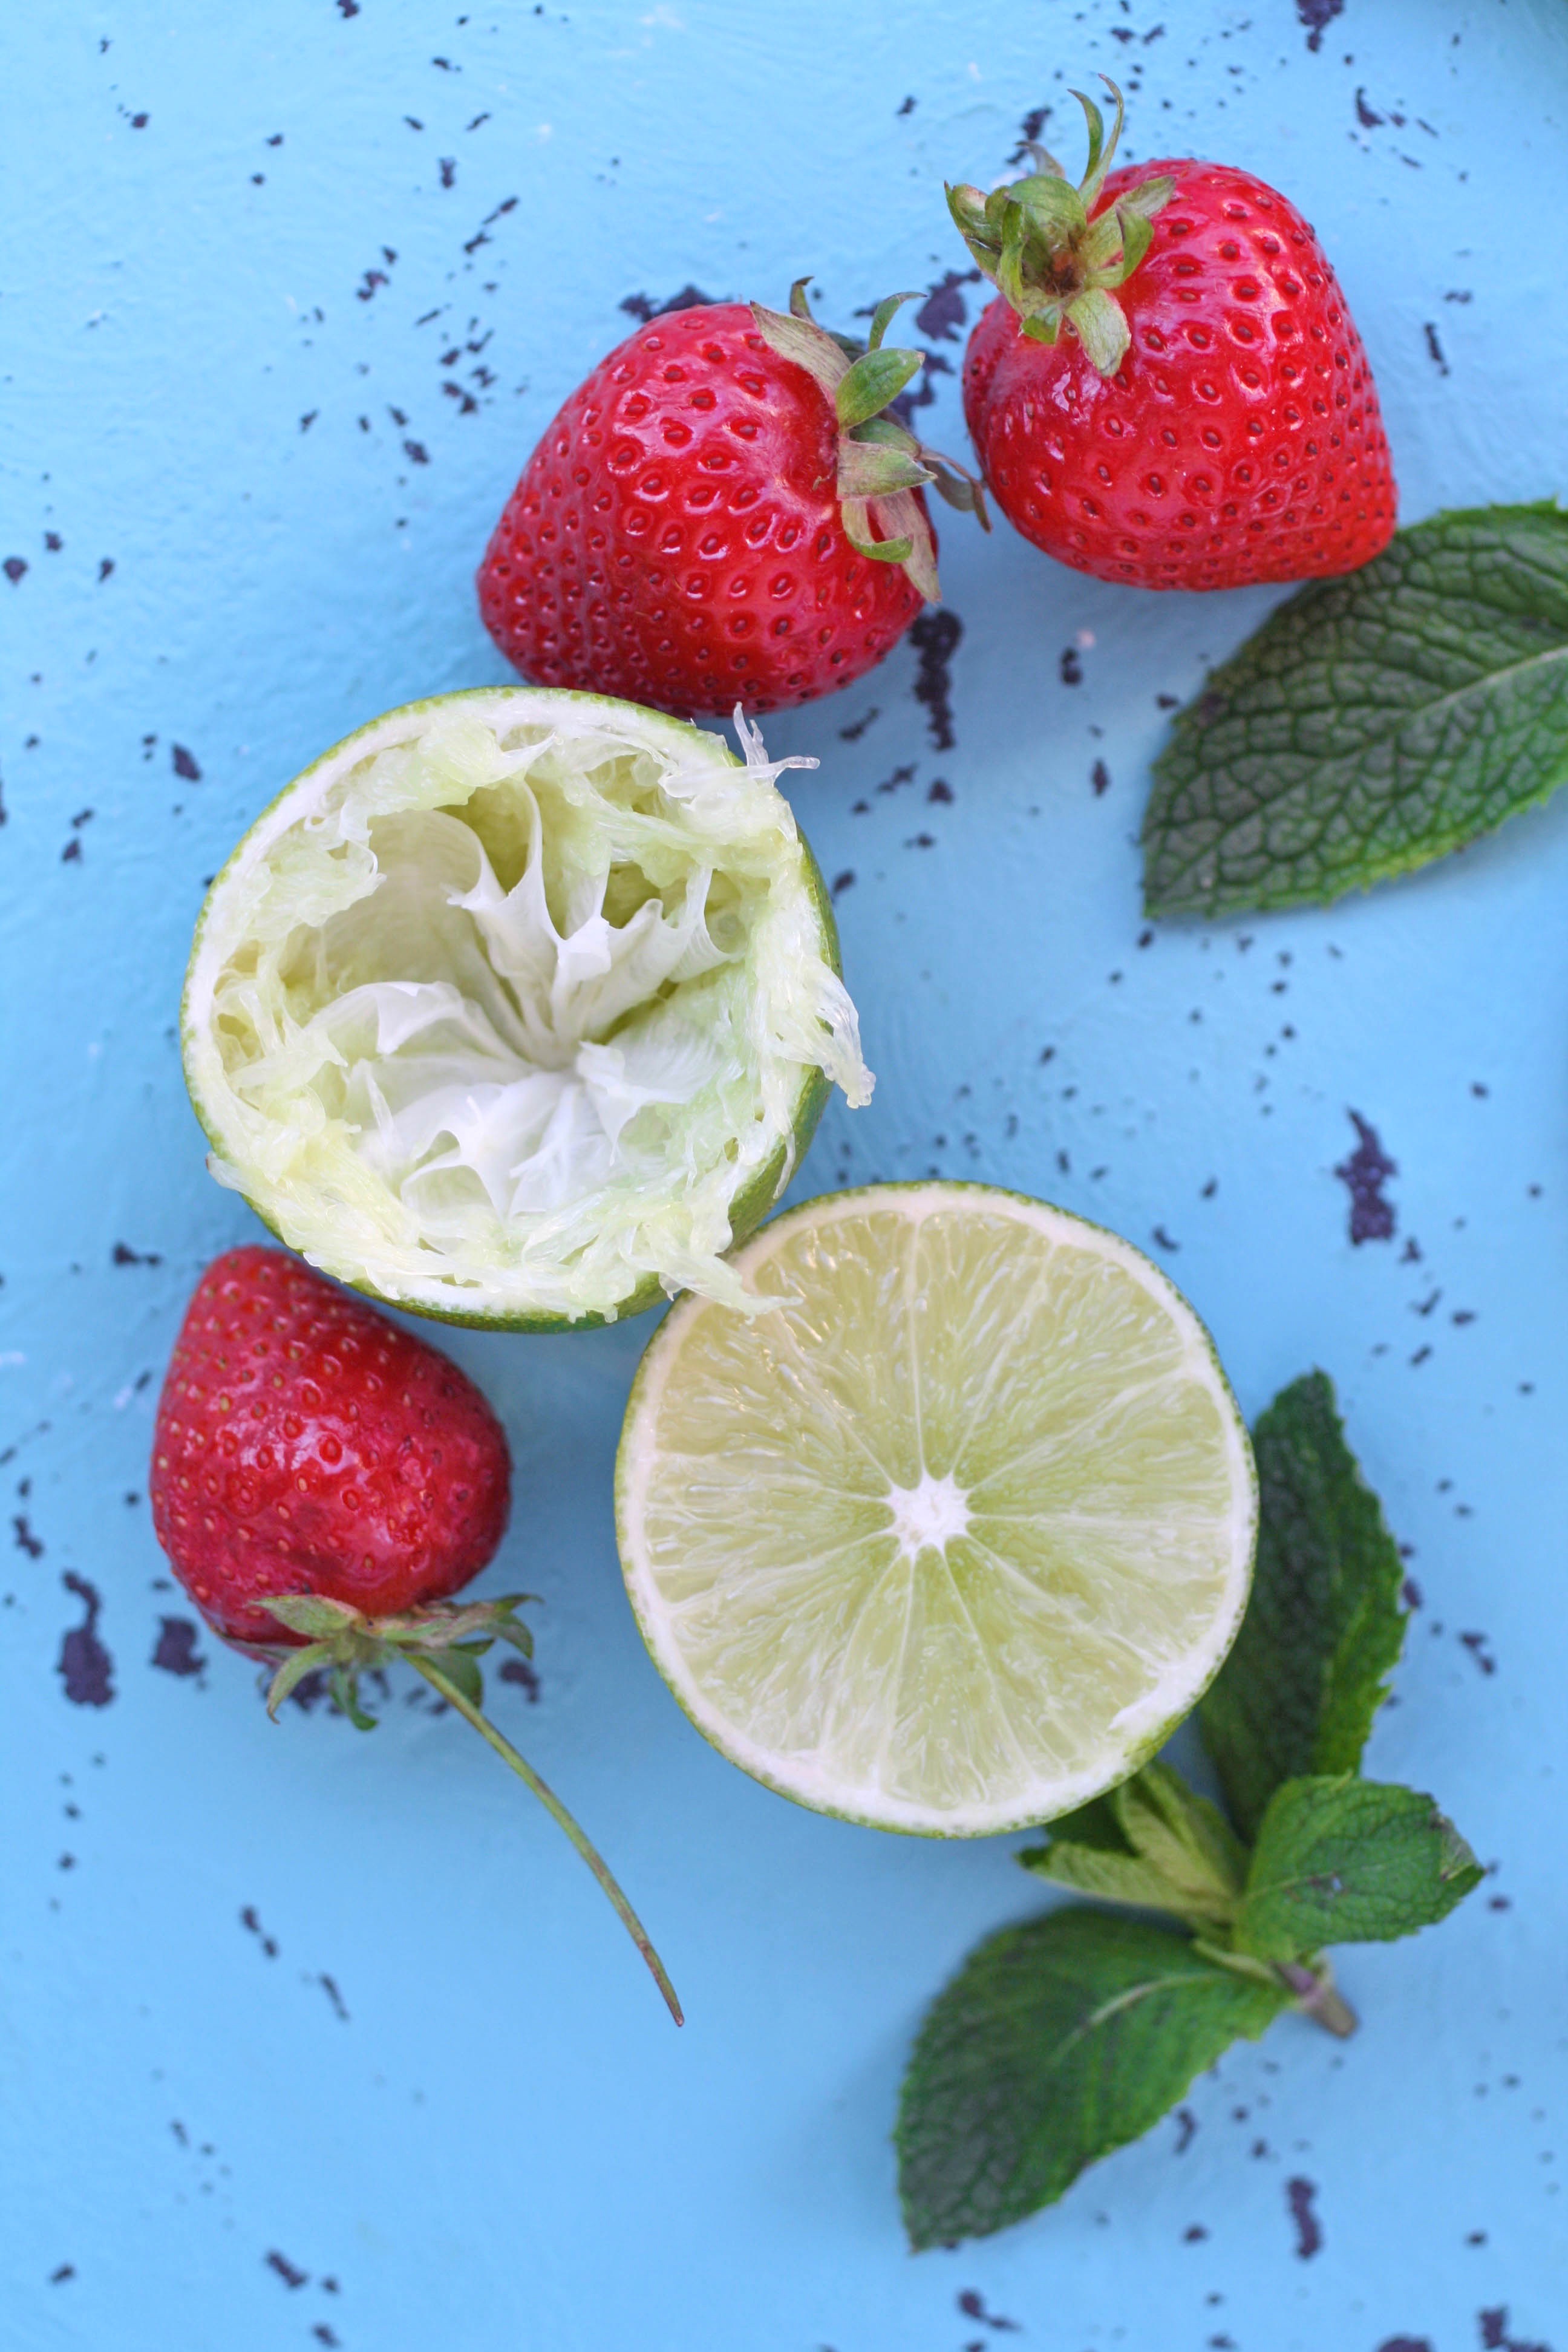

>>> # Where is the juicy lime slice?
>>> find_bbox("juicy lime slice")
[183,690,871,1329]
[616,1183,1255,1835]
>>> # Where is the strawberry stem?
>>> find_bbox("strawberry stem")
[410,1654,684,2026]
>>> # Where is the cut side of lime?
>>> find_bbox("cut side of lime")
[616,1183,1256,1835]
[183,690,871,1328]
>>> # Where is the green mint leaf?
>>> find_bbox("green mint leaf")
[1142,501,1568,918]
[1021,1763,1246,1935]
[1201,1371,1406,1840]
[1233,1775,1483,1961]
[895,1909,1287,2248]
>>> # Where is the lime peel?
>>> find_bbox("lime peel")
[183,689,871,1327]
[616,1183,1256,1838]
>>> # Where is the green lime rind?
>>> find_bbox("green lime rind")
[182,687,858,1332]
[615,1180,1258,1838]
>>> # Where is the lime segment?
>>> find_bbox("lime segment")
[616,1184,1255,1835]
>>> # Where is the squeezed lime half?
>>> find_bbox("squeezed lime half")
[616,1183,1255,1835]
[183,690,870,1329]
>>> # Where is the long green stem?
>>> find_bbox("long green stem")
[410,1655,682,2026]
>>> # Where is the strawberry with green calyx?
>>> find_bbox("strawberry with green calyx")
[150,1246,680,2023]
[747,281,989,600]
[477,283,985,719]
[949,76,1397,592]
[260,1592,682,2025]
[947,82,1175,381]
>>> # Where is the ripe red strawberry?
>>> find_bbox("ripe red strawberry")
[950,80,1396,590]
[151,1246,510,1650]
[477,285,985,717]
[149,1246,680,2020]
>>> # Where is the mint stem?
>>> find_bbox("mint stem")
[1278,1958,1357,2038]
[410,1655,683,2026]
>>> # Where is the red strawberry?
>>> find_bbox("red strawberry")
[477,284,985,717]
[150,1246,680,2020]
[950,80,1396,590]
[151,1246,510,1650]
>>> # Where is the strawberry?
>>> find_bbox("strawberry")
[477,284,985,717]
[149,1245,680,2020]
[151,1246,511,1650]
[949,79,1396,590]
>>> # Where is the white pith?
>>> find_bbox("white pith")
[183,691,872,1322]
[616,1183,1256,1837]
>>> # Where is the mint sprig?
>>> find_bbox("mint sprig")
[895,1373,1479,2250]
[1141,503,1568,919]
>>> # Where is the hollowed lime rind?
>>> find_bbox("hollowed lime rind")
[182,688,855,1333]
[615,1180,1258,1837]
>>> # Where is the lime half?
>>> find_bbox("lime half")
[616,1184,1255,1835]
[183,690,870,1329]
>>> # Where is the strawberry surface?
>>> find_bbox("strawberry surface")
[477,302,927,716]
[151,1247,511,1648]
[962,160,1396,590]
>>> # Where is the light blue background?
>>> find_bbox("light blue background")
[3,4,1565,2347]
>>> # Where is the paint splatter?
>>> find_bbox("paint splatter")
[909,609,961,750]
[1296,0,1346,51]
[266,2250,308,2289]
[171,744,201,782]
[58,1573,114,1707]
[241,1906,279,1959]
[1335,1111,1397,1243]
[1287,2175,1323,2259]
[151,1617,205,1677]
[915,269,979,344]
[619,284,716,324]
[1478,2311,1552,2352]
[958,2288,1021,2331]
[498,1656,540,1701]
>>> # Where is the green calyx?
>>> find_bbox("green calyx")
[260,1590,539,1726]
[258,1592,683,2025]
[750,280,988,600]
[946,75,1173,379]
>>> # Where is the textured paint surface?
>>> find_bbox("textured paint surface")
[2,3,1566,2346]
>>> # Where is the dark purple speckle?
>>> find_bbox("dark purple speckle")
[1296,0,1345,51]
[1335,1111,1397,1243]
[58,1573,114,1707]
[1286,2175,1322,2259]
[152,1617,205,1677]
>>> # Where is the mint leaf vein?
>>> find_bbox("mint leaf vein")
[1142,501,1568,918]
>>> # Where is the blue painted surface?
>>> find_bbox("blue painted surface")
[3,2,1566,2345]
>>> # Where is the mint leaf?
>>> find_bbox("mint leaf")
[1201,1371,1406,1839]
[1142,502,1568,918]
[1021,1762,1247,1935]
[895,1909,1287,2248]
[1233,1775,1483,1961]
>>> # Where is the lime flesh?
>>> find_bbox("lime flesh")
[181,690,869,1329]
[616,1184,1256,1835]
